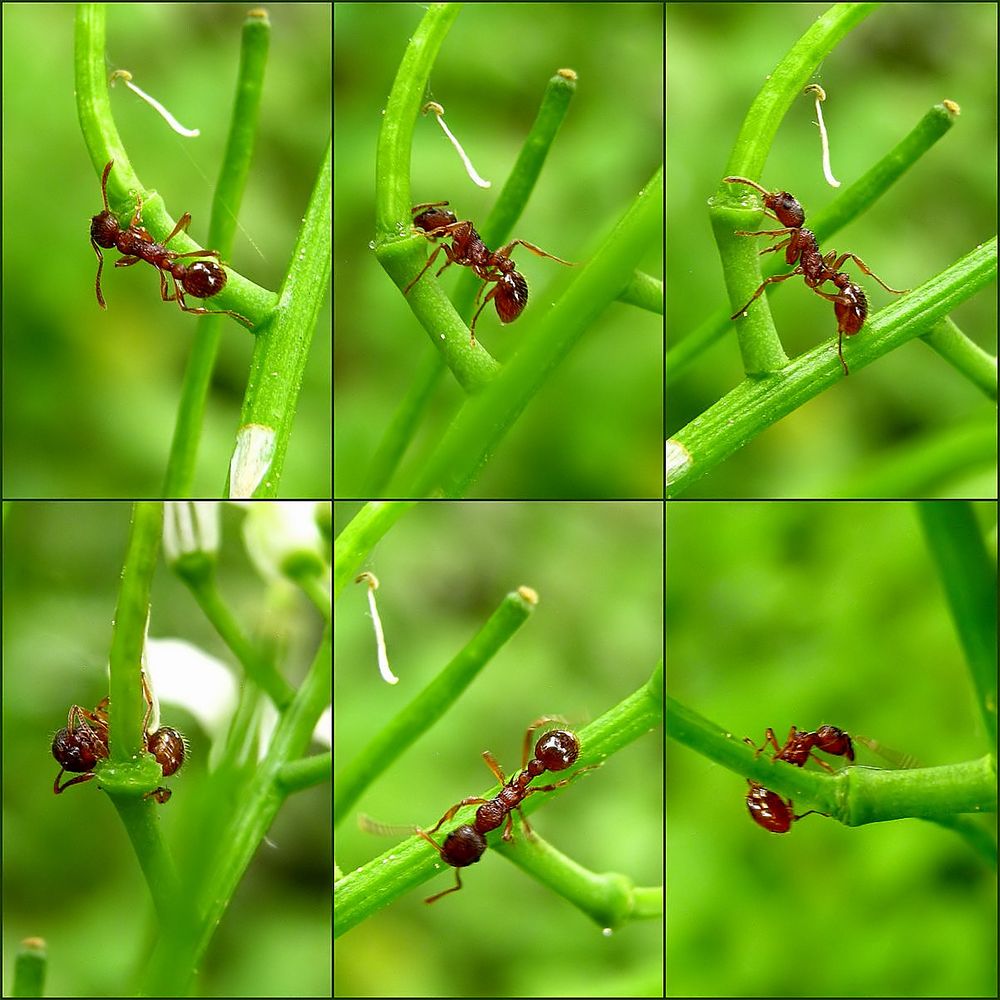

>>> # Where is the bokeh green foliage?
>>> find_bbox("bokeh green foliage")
[666,500,997,997]
[334,501,663,997]
[666,3,997,498]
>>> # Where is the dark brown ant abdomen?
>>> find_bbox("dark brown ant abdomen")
[147,726,186,777]
[439,825,487,867]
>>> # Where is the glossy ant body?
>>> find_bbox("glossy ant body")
[403,201,574,344]
[724,176,907,375]
[743,724,854,834]
[415,718,596,903]
[52,674,186,803]
[90,160,252,328]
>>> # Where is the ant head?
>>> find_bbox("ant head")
[182,260,228,299]
[90,212,121,249]
[413,206,457,232]
[763,191,804,229]
[51,724,106,773]
[533,730,579,771]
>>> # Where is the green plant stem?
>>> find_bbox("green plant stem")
[920,318,998,399]
[232,139,331,497]
[409,166,663,497]
[719,0,878,370]
[333,586,541,824]
[673,98,959,381]
[333,501,417,597]
[163,9,271,497]
[278,751,332,794]
[145,623,331,995]
[667,237,997,496]
[74,6,275,326]
[668,696,997,824]
[365,66,580,491]
[184,575,295,708]
[619,271,663,313]
[335,659,661,936]
[11,939,47,999]
[109,502,163,761]
[917,501,998,746]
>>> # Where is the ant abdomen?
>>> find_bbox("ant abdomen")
[181,260,228,299]
[533,730,579,771]
[439,825,487,867]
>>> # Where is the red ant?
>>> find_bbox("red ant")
[402,201,574,344]
[90,160,253,328]
[743,724,854,834]
[52,674,186,803]
[724,176,908,375]
[414,718,597,903]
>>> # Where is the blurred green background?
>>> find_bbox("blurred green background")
[666,501,997,997]
[2,502,330,997]
[1,4,331,498]
[666,3,997,498]
[334,501,663,997]
[333,3,663,499]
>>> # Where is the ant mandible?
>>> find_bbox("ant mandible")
[52,673,186,803]
[415,717,597,903]
[742,724,854,834]
[724,176,908,375]
[90,160,253,329]
[402,201,574,345]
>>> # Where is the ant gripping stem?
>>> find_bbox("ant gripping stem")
[413,719,597,903]
[89,160,253,329]
[723,176,907,375]
[403,201,574,345]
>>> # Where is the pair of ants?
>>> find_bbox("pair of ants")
[724,176,908,375]
[51,674,186,804]
[381,717,596,903]
[89,160,252,328]
[743,724,854,834]
[402,201,574,344]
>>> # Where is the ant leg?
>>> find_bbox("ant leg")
[424,868,463,904]
[167,248,224,261]
[129,192,144,228]
[402,243,446,295]
[432,243,461,279]
[481,750,507,785]
[423,797,491,835]
[492,239,574,266]
[731,272,800,319]
[92,240,107,308]
[733,227,797,239]
[831,253,909,294]
[53,770,97,795]
[114,255,143,268]
[166,278,254,328]
[743,727,784,759]
[469,284,500,343]
[162,212,193,246]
